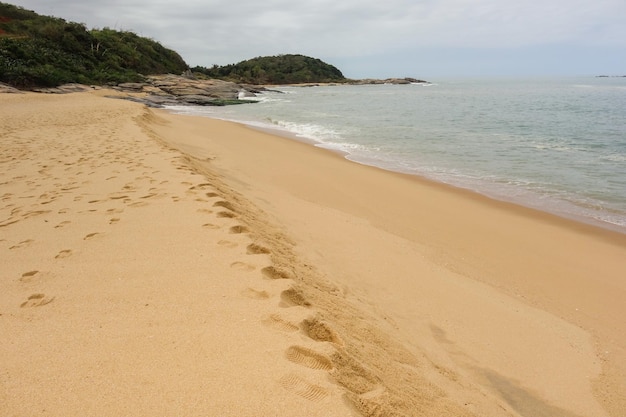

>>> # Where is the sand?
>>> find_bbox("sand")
[1,91,624,417]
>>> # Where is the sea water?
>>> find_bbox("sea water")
[166,77,626,233]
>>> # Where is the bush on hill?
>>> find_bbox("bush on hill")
[0,2,188,88]
[193,54,346,84]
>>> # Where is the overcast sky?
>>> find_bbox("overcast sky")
[9,0,626,78]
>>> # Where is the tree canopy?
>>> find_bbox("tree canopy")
[193,54,346,84]
[0,2,188,88]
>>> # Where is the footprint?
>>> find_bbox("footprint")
[261,266,293,280]
[230,261,255,271]
[22,210,51,219]
[189,183,212,191]
[0,219,19,228]
[19,270,39,282]
[329,352,380,395]
[9,239,34,250]
[279,373,329,401]
[240,288,270,300]
[109,218,120,224]
[206,192,219,198]
[197,208,213,215]
[202,223,220,230]
[216,211,236,218]
[83,232,101,240]
[55,249,72,259]
[54,220,71,229]
[285,346,333,371]
[280,287,311,308]
[218,240,237,248]
[213,200,235,211]
[20,293,54,308]
[247,243,270,255]
[229,225,249,234]
[302,317,343,345]
[262,314,300,333]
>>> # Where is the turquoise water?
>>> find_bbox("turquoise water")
[167,77,626,233]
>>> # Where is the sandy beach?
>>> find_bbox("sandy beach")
[1,91,625,417]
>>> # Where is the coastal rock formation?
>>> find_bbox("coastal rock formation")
[22,74,260,107]
[7,73,431,107]
[112,74,260,107]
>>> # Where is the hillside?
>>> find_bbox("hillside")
[193,54,346,85]
[0,2,188,88]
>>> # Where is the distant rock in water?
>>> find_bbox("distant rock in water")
[349,77,429,85]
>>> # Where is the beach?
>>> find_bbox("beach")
[1,91,624,416]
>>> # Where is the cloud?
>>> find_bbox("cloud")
[8,0,626,76]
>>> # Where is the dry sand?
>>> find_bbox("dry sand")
[1,91,625,417]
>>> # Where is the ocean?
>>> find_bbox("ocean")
[166,77,626,233]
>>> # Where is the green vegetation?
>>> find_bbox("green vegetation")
[0,2,188,88]
[193,54,346,84]
[0,3,346,89]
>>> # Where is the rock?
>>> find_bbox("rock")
[141,95,180,106]
[0,82,23,93]
[181,69,196,79]
[162,86,211,96]
[32,83,95,93]
[110,74,258,107]
[178,94,221,105]
[116,82,145,91]
[348,77,429,85]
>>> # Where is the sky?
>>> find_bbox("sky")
[8,0,626,79]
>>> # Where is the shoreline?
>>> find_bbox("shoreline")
[2,91,625,417]
[151,105,626,416]
[265,122,626,236]
[167,103,626,237]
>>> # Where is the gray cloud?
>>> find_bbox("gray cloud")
[9,0,626,77]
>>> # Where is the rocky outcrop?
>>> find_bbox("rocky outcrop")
[0,82,24,93]
[4,74,260,107]
[111,74,260,107]
[1,73,430,106]
[31,83,98,94]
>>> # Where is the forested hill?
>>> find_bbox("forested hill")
[0,3,347,89]
[0,2,188,88]
[192,54,346,84]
